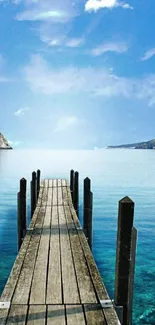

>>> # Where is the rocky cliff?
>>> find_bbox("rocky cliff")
[0,133,12,149]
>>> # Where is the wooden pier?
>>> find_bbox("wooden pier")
[0,171,137,325]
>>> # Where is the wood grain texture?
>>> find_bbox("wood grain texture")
[69,230,97,303]
[47,305,66,325]
[12,207,46,304]
[66,305,86,325]
[84,304,106,325]
[6,305,28,325]
[1,178,119,325]
[27,305,46,325]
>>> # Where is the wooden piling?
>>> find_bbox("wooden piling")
[31,171,37,218]
[37,169,41,199]
[127,227,137,325]
[83,177,93,250]
[114,196,135,325]
[70,169,74,201]
[17,178,27,250]
[74,171,79,217]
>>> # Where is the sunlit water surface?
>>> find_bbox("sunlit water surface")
[0,149,155,324]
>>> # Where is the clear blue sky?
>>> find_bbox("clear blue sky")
[0,0,155,149]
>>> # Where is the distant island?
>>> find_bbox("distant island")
[108,139,155,149]
[0,133,12,149]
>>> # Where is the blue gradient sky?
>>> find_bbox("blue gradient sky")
[1,0,155,149]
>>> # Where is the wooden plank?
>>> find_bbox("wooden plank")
[27,305,46,325]
[42,186,49,206]
[62,179,67,187]
[58,186,63,205]
[53,187,57,206]
[51,206,58,228]
[103,309,121,325]
[12,207,46,304]
[69,229,97,303]
[59,206,80,304]
[66,305,86,325]
[53,179,57,187]
[46,205,62,304]
[66,186,73,206]
[49,180,53,187]
[44,179,49,187]
[36,187,44,207]
[47,187,53,206]
[57,179,62,187]
[78,230,109,300]
[84,304,106,325]
[64,206,75,230]
[62,187,68,206]
[69,205,81,229]
[30,206,51,304]
[0,230,32,302]
[0,309,9,325]
[6,305,28,325]
[40,180,44,187]
[47,305,66,325]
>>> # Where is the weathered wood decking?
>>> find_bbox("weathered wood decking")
[0,179,120,325]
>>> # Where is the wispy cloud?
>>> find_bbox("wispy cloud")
[8,140,22,147]
[23,54,155,106]
[85,0,133,12]
[15,0,79,22]
[14,107,30,117]
[91,41,129,56]
[141,48,155,61]
[54,116,80,132]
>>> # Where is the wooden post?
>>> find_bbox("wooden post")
[74,171,79,217]
[114,196,135,325]
[83,177,93,250]
[31,171,37,218]
[17,178,27,251]
[70,169,74,202]
[127,227,137,325]
[37,169,41,199]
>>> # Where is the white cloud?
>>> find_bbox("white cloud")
[91,41,129,56]
[15,0,79,22]
[141,48,155,61]
[14,107,30,116]
[22,54,155,106]
[23,54,134,97]
[85,0,133,12]
[65,38,84,47]
[54,116,80,132]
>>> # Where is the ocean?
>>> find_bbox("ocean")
[0,149,155,324]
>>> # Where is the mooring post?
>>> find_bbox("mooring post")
[70,169,74,202]
[37,169,41,199]
[17,178,27,251]
[83,177,93,250]
[74,171,79,217]
[114,196,136,325]
[31,171,37,218]
[127,227,137,325]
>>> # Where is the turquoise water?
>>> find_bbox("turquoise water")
[0,149,155,324]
